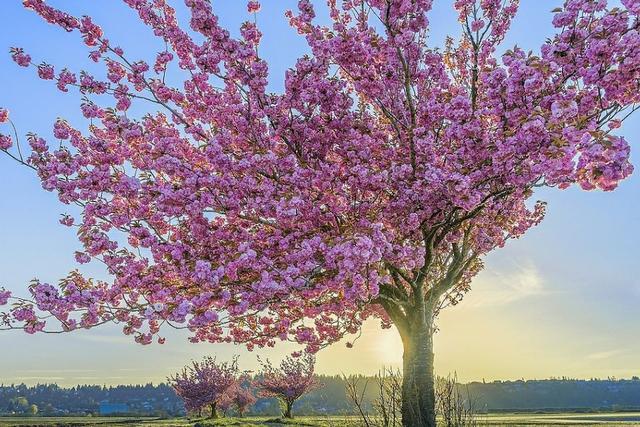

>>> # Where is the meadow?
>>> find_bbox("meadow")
[3,413,640,426]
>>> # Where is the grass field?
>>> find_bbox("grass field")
[478,412,640,425]
[2,413,640,426]
[0,416,361,427]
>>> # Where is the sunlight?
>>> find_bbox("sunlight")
[374,327,403,368]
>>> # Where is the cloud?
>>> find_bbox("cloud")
[74,376,127,381]
[76,334,132,344]
[15,368,96,373]
[586,349,625,361]
[9,376,65,381]
[465,261,550,307]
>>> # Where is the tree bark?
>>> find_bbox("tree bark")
[209,402,218,419]
[401,317,436,427]
[283,400,293,419]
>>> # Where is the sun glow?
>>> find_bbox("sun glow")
[372,325,403,368]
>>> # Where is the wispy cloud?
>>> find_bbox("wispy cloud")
[586,349,625,361]
[75,376,127,381]
[76,334,132,344]
[10,376,65,381]
[16,369,96,374]
[466,261,550,307]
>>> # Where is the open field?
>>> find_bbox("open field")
[3,413,640,426]
[478,412,640,425]
[0,416,361,427]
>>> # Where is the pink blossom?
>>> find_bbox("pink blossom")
[53,120,70,139]
[154,51,173,73]
[59,215,74,226]
[622,0,640,15]
[471,19,485,31]
[247,1,261,13]
[74,252,91,264]
[0,134,12,150]
[10,47,31,67]
[56,69,77,92]
[0,289,11,306]
[0,0,637,359]
[551,99,578,119]
[37,63,55,80]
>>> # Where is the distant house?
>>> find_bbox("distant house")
[99,401,129,415]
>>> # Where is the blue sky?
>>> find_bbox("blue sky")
[0,1,639,386]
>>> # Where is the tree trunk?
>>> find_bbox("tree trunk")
[401,318,436,427]
[283,400,293,419]
[209,402,218,419]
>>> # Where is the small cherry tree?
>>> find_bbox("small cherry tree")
[169,377,203,417]
[168,356,238,418]
[216,391,233,418]
[219,376,256,418]
[1,1,640,425]
[255,354,320,419]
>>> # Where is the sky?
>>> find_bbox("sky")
[0,1,639,387]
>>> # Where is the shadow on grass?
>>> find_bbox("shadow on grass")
[193,417,319,427]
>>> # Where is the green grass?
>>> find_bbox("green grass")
[0,416,362,427]
[190,416,362,426]
[478,412,640,425]
[0,416,163,426]
[3,413,640,426]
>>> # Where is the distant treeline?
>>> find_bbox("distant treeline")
[467,377,640,412]
[2,376,640,416]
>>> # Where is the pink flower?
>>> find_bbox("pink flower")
[154,51,173,73]
[0,134,12,150]
[53,120,70,139]
[247,1,261,13]
[59,215,74,226]
[0,289,11,306]
[27,135,47,153]
[0,108,8,123]
[10,47,31,67]
[608,119,622,130]
[56,69,77,92]
[24,321,46,334]
[74,252,91,264]
[80,100,103,118]
[37,63,55,80]
[622,0,640,15]
[551,99,578,119]
[470,19,485,31]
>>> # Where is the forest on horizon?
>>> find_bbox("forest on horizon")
[3,376,640,417]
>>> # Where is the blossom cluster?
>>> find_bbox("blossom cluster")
[0,0,638,350]
[0,108,11,150]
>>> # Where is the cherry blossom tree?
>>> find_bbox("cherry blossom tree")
[168,356,238,418]
[216,389,233,418]
[1,0,639,425]
[255,354,320,419]
[218,376,256,418]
